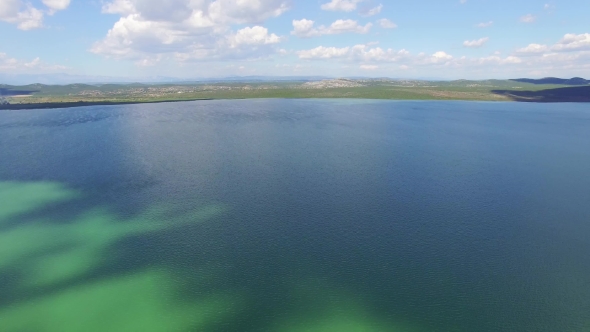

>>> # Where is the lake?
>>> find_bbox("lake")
[1,99,589,332]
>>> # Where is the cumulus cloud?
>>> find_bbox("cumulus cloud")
[360,64,378,70]
[297,44,410,62]
[102,0,134,14]
[93,0,289,61]
[516,43,549,54]
[291,19,372,38]
[320,0,364,12]
[134,58,158,67]
[430,51,453,62]
[228,26,281,47]
[291,19,315,37]
[0,0,44,30]
[498,34,590,76]
[476,21,493,28]
[0,53,19,71]
[463,37,489,48]
[42,0,71,13]
[0,52,67,72]
[552,33,590,51]
[532,50,590,67]
[377,19,397,29]
[208,0,290,24]
[476,55,522,64]
[297,46,350,59]
[520,14,536,23]
[294,43,534,72]
[360,4,382,17]
[292,32,590,76]
[516,34,590,55]
[0,0,71,29]
[102,0,289,23]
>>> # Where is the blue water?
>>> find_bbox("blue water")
[1,99,589,332]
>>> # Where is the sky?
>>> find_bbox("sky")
[1,0,590,81]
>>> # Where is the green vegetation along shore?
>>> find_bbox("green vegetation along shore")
[1,78,589,110]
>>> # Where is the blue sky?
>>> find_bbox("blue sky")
[1,0,589,81]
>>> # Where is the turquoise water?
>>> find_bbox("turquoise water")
[1,99,589,331]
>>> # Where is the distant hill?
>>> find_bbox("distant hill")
[0,73,332,85]
[492,86,590,102]
[511,77,589,85]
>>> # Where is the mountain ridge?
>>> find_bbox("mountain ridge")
[511,77,589,85]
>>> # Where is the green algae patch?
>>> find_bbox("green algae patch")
[0,181,78,223]
[0,180,227,286]
[0,269,239,332]
[0,181,233,332]
[273,279,423,332]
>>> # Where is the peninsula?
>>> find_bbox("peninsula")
[1,77,589,110]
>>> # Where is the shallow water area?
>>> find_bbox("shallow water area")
[1,99,589,331]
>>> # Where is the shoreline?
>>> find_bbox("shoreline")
[2,96,589,111]
[2,84,589,110]
[0,98,215,110]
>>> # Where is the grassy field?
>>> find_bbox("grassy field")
[1,79,587,110]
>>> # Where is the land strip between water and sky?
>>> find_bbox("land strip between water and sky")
[1,77,589,110]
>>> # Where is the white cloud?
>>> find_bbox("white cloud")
[326,19,372,34]
[208,0,290,24]
[0,0,20,17]
[552,33,590,52]
[228,26,281,47]
[295,44,527,70]
[0,52,67,72]
[476,21,493,28]
[291,19,315,37]
[476,55,522,65]
[291,19,372,38]
[431,51,453,62]
[377,19,397,29]
[460,0,467,4]
[533,51,590,67]
[291,33,590,77]
[102,0,289,23]
[297,46,350,59]
[260,31,590,78]
[0,0,43,30]
[93,0,289,61]
[520,14,536,23]
[320,0,364,12]
[463,37,489,48]
[297,44,410,62]
[360,65,378,70]
[516,43,549,54]
[516,34,590,55]
[0,0,71,30]
[135,56,161,67]
[350,45,409,62]
[102,0,134,14]
[500,56,522,64]
[360,4,382,17]
[42,0,71,13]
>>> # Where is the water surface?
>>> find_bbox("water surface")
[1,99,589,331]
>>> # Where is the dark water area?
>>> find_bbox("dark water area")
[1,99,589,332]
